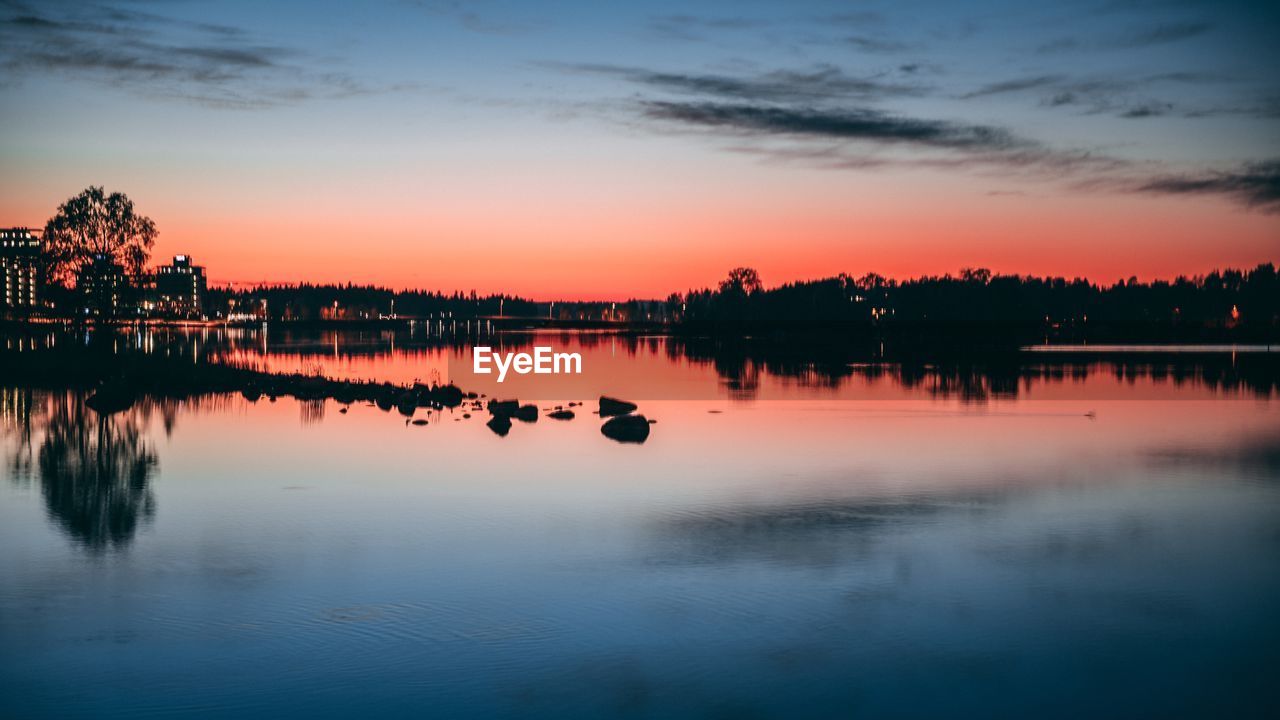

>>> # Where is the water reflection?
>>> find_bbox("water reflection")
[32,393,158,551]
[299,397,327,425]
[1,387,37,481]
[4,326,1277,402]
[1147,434,1280,476]
[648,494,995,568]
[0,390,230,552]
[2,354,1280,717]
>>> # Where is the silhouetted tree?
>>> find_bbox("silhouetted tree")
[719,267,763,296]
[41,186,157,287]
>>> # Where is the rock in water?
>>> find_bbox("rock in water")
[86,385,134,416]
[548,409,575,420]
[514,404,538,422]
[396,392,417,417]
[375,391,395,411]
[487,399,520,417]
[487,415,512,437]
[598,396,638,417]
[601,414,650,444]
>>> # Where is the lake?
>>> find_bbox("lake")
[2,327,1278,718]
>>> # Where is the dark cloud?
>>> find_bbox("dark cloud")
[1136,160,1280,212]
[962,72,1252,120]
[1045,91,1078,107]
[554,63,926,103]
[1183,96,1280,119]
[8,13,55,28]
[897,62,945,76]
[552,61,1125,174]
[0,1,376,108]
[1118,102,1173,118]
[962,75,1064,99]
[1038,20,1213,53]
[1116,20,1213,47]
[640,101,1031,154]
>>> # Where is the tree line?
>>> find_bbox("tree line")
[663,265,1279,339]
[207,284,536,321]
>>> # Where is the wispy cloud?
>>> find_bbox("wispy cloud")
[1113,20,1214,48]
[1037,20,1213,53]
[1118,102,1173,118]
[552,63,927,103]
[1136,160,1280,212]
[962,75,1065,99]
[640,101,1030,153]
[844,35,908,53]
[551,58,1279,212]
[550,61,1123,174]
[960,71,1258,120]
[0,0,384,108]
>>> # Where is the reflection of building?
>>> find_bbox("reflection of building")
[1,227,40,311]
[78,254,129,317]
[153,254,207,318]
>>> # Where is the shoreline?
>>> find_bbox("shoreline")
[0,341,474,416]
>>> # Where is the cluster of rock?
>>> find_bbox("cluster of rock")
[77,358,656,445]
[370,383,470,416]
[597,396,652,444]
[483,399,582,436]
[479,395,653,443]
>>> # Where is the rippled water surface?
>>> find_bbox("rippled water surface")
[2,329,1278,718]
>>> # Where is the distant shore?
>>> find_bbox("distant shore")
[2,314,1275,347]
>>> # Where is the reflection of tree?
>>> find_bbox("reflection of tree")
[2,386,39,481]
[716,355,761,400]
[36,394,158,552]
[300,398,326,425]
[665,336,1279,402]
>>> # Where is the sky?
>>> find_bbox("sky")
[0,0,1277,299]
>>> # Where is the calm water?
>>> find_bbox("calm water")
[3,329,1279,718]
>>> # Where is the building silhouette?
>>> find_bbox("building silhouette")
[1,227,40,311]
[152,254,207,318]
[78,254,130,317]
